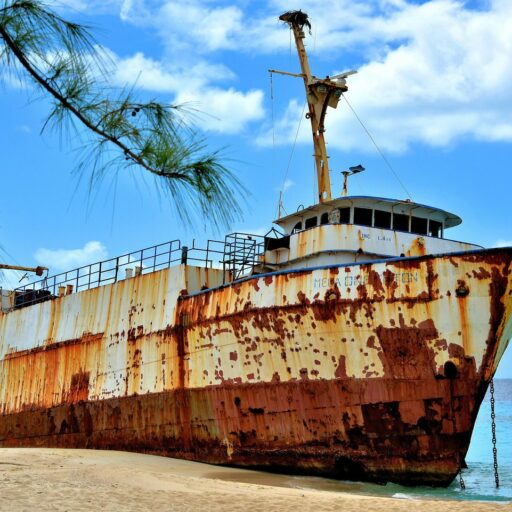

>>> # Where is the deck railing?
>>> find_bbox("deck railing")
[223,233,265,280]
[11,233,267,310]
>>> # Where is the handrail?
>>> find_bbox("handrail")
[11,233,268,310]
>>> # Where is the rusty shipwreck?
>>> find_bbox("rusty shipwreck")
[0,10,511,486]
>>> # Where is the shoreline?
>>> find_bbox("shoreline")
[0,448,510,511]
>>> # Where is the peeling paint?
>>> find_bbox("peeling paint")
[0,249,511,486]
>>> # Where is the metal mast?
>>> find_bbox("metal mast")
[278,11,355,204]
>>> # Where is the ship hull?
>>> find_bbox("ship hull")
[0,376,481,485]
[0,249,511,486]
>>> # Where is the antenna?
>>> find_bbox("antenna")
[342,165,365,196]
[329,70,357,82]
[277,191,283,218]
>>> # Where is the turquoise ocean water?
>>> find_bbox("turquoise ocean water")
[288,378,512,502]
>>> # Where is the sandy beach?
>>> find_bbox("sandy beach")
[0,448,508,512]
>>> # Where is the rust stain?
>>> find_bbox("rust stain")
[0,376,483,486]
[0,249,510,487]
[375,318,438,379]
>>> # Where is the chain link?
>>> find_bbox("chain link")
[490,378,500,488]
[459,467,466,490]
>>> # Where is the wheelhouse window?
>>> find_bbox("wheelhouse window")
[320,212,329,225]
[429,219,442,238]
[374,210,391,229]
[305,216,318,229]
[411,216,428,235]
[393,213,409,232]
[354,207,372,227]
[339,207,350,224]
[292,221,302,233]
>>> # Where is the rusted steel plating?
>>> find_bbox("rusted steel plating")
[0,248,510,486]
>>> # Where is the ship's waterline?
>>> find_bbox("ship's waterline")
[0,248,510,485]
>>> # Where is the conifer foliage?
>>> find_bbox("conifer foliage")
[0,0,243,228]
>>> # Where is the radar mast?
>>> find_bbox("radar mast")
[277,10,356,204]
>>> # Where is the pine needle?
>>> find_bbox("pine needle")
[0,0,244,229]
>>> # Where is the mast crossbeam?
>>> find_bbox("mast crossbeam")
[278,10,356,204]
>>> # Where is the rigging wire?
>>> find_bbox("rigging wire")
[0,245,24,285]
[342,94,413,201]
[269,71,283,219]
[270,72,276,163]
[0,244,20,266]
[280,99,308,203]
[270,68,308,217]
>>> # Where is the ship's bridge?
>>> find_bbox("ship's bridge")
[261,196,482,270]
[275,196,462,236]
[3,196,484,312]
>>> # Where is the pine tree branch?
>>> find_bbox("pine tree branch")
[0,0,245,229]
[0,23,168,177]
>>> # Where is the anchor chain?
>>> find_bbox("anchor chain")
[490,378,500,488]
[459,468,466,490]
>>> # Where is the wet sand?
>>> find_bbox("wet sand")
[0,448,509,511]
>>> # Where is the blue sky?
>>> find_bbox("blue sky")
[0,0,511,376]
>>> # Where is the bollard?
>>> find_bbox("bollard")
[181,246,188,265]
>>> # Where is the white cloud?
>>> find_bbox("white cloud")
[120,1,280,54]
[113,52,235,92]
[494,240,512,248]
[110,51,264,133]
[319,0,512,152]
[46,0,120,14]
[3,8,265,135]
[283,179,294,192]
[117,0,409,56]
[158,3,244,53]
[129,0,512,152]
[25,0,510,150]
[174,87,264,134]
[272,178,295,194]
[34,241,108,272]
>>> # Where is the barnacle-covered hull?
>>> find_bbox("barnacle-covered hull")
[0,248,511,486]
